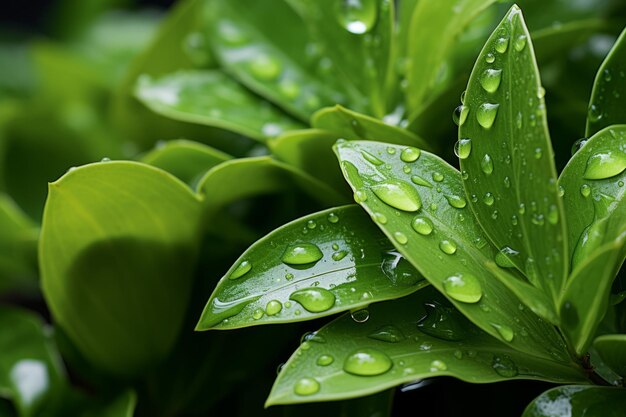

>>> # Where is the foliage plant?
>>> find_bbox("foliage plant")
[0,0,626,416]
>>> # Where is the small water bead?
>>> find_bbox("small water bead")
[534,147,543,159]
[307,220,317,229]
[439,240,457,255]
[371,179,422,212]
[282,243,323,265]
[473,236,488,249]
[479,69,503,93]
[518,203,526,215]
[229,260,252,280]
[249,54,282,81]
[491,210,499,220]
[412,216,434,235]
[454,138,472,159]
[558,186,565,197]
[495,36,509,53]
[294,377,320,396]
[336,0,378,35]
[580,184,591,197]
[327,212,339,224]
[411,175,432,188]
[481,154,494,175]
[373,212,387,224]
[343,348,393,376]
[354,190,368,202]
[460,90,466,104]
[588,104,603,123]
[445,194,467,209]
[265,300,283,316]
[443,273,482,303]
[252,308,264,320]
[317,354,334,366]
[531,213,545,226]
[289,288,336,312]
[351,308,370,323]
[403,165,411,174]
[368,325,405,343]
[394,232,408,245]
[461,170,469,180]
[332,250,348,261]
[547,205,559,225]
[476,103,499,129]
[386,147,396,154]
[483,192,495,206]
[513,34,527,51]
[429,360,448,372]
[492,355,519,377]
[495,247,519,268]
[583,151,626,179]
[485,53,495,63]
[452,105,469,126]
[432,172,444,182]
[491,323,514,342]
[361,150,384,166]
[571,138,588,155]
[278,79,300,99]
[217,21,248,46]
[400,147,421,162]
[503,176,511,188]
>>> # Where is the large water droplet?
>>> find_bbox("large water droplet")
[317,354,334,366]
[439,240,457,255]
[491,323,514,342]
[411,216,433,236]
[282,243,323,265]
[443,273,482,303]
[476,103,499,129]
[454,138,472,159]
[453,105,469,126]
[495,247,519,268]
[479,69,503,93]
[445,194,467,209]
[583,151,626,180]
[492,355,518,377]
[249,54,282,81]
[336,0,378,35]
[400,147,421,162]
[368,325,405,343]
[495,37,509,53]
[229,260,252,279]
[432,172,444,182]
[265,300,283,316]
[417,301,471,341]
[289,288,336,312]
[485,53,495,63]
[343,348,392,376]
[294,377,320,396]
[513,34,527,51]
[371,179,422,212]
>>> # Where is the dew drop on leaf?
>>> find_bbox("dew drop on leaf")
[491,323,514,342]
[492,355,518,377]
[479,69,503,93]
[229,260,252,280]
[454,138,472,159]
[294,377,320,396]
[371,179,422,212]
[368,325,405,343]
[336,0,378,35]
[317,354,334,366]
[442,273,482,303]
[583,151,626,180]
[289,287,336,313]
[343,348,392,376]
[400,147,421,162]
[265,300,283,316]
[411,216,434,235]
[282,243,323,265]
[477,103,499,129]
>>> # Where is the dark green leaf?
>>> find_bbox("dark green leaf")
[40,161,203,377]
[267,288,586,406]
[533,18,607,64]
[522,385,626,417]
[135,70,303,142]
[282,390,393,417]
[594,334,626,378]
[334,140,570,360]
[459,5,567,304]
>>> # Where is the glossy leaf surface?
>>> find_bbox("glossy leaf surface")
[459,6,567,303]
[197,205,427,329]
[522,385,626,417]
[135,70,303,141]
[40,162,202,377]
[593,334,626,378]
[267,288,586,406]
[334,140,569,360]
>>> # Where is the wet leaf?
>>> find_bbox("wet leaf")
[522,385,626,417]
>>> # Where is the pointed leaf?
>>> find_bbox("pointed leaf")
[196,205,427,329]
[135,70,303,142]
[522,386,626,417]
[334,140,569,361]
[267,288,586,406]
[593,334,626,378]
[459,6,567,303]
[586,27,626,136]
[40,162,203,377]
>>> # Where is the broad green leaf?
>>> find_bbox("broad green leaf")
[286,0,394,117]
[196,205,427,329]
[522,385,626,417]
[197,156,348,211]
[140,139,231,188]
[405,0,497,115]
[204,0,344,121]
[311,106,433,151]
[40,161,203,377]
[560,232,626,355]
[459,6,567,303]
[0,307,65,417]
[586,27,626,136]
[559,125,626,268]
[334,140,570,361]
[135,70,303,142]
[267,288,586,406]
[594,334,626,378]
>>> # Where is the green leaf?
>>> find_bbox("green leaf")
[459,5,567,304]
[196,205,427,329]
[586,27,626,136]
[0,307,65,417]
[286,0,394,117]
[204,0,344,121]
[559,125,626,269]
[532,18,607,64]
[40,161,203,377]
[135,70,303,142]
[267,288,586,406]
[522,386,626,417]
[282,390,393,417]
[405,0,497,115]
[594,334,626,378]
[140,139,231,188]
[334,140,570,361]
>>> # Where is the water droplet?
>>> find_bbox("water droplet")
[495,36,509,53]
[485,53,495,63]
[336,0,378,35]
[537,86,546,99]
[432,172,444,182]
[252,308,264,320]
[429,360,447,372]
[547,205,559,224]
[394,231,408,245]
[495,247,519,268]
[483,192,495,206]
[513,34,527,51]
[580,184,591,197]
[282,243,323,265]
[327,212,339,223]
[332,250,348,261]
[265,300,283,316]
[217,21,248,46]
[400,147,421,162]
[454,350,463,359]
[583,151,626,180]
[490,323,514,342]
[571,138,588,155]
[476,103,499,129]
[534,147,543,159]
[492,355,518,377]
[503,176,511,189]
[439,240,457,255]
[343,348,392,376]
[443,273,482,303]
[460,90,466,104]
[289,288,336,312]
[445,194,467,209]
[351,308,370,323]
[453,105,469,126]
[411,175,432,188]
[417,301,471,341]
[294,378,320,396]
[371,212,387,224]
[307,220,317,229]
[354,190,368,202]
[410,216,433,236]
[371,179,422,212]
[386,147,396,154]
[454,138,472,159]
[302,331,326,344]
[249,54,282,81]
[228,259,252,280]
[588,104,603,123]
[361,150,384,166]
[368,325,405,343]
[317,354,334,366]
[381,251,422,286]
[558,186,565,197]
[479,69,503,93]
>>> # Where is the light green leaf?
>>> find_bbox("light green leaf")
[267,288,586,406]
[593,334,626,378]
[459,5,567,304]
[334,140,570,361]
[559,125,626,269]
[196,205,427,329]
[40,161,203,377]
[586,27,626,136]
[140,139,231,188]
[135,70,303,142]
[522,385,626,417]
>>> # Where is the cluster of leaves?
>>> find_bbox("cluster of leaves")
[1,0,626,416]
